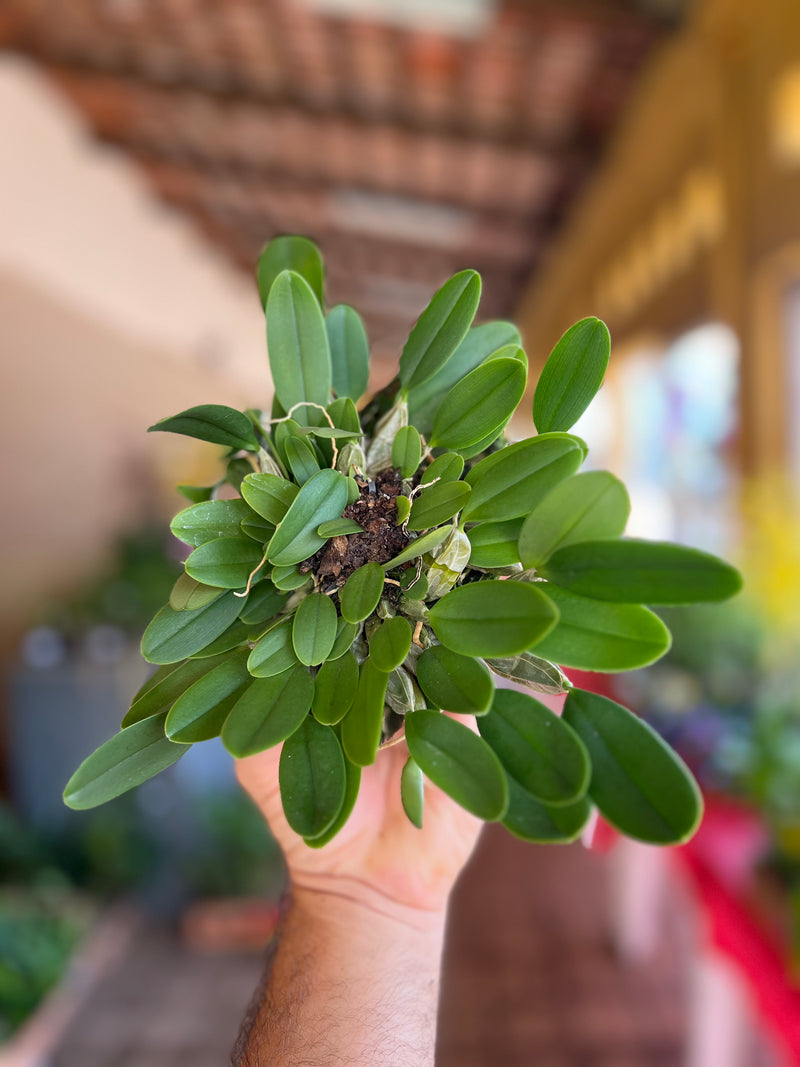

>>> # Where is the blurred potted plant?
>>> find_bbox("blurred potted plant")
[64,235,741,853]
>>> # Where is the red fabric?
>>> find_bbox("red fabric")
[672,799,800,1065]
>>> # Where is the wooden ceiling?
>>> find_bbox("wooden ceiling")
[1,0,673,353]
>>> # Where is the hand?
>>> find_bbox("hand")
[236,728,482,921]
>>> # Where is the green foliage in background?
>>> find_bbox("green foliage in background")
[64,236,743,848]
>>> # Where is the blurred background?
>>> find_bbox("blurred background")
[1,0,799,1064]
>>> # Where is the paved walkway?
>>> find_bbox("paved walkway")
[51,829,691,1066]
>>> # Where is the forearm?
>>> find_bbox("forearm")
[233,887,447,1067]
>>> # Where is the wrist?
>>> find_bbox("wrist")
[290,880,448,945]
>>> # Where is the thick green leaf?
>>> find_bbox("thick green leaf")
[185,537,266,589]
[382,527,450,570]
[273,418,300,468]
[271,565,312,591]
[141,593,242,664]
[339,561,385,623]
[462,434,584,523]
[467,519,523,569]
[478,689,589,805]
[392,426,422,479]
[317,518,364,537]
[225,457,255,493]
[327,396,361,434]
[222,667,315,757]
[63,716,189,810]
[503,778,593,844]
[395,496,411,525]
[407,480,471,531]
[401,756,424,829]
[305,752,362,847]
[248,619,299,677]
[266,270,332,422]
[279,718,346,839]
[312,653,359,725]
[177,484,214,504]
[563,688,703,844]
[429,580,558,658]
[533,318,610,433]
[456,427,505,461]
[285,434,321,484]
[533,585,672,671]
[267,469,350,566]
[122,654,234,727]
[368,617,412,673]
[292,592,338,666]
[424,451,464,484]
[405,710,508,821]
[165,650,251,742]
[171,499,257,548]
[327,304,369,401]
[518,471,630,568]
[240,512,275,543]
[148,404,257,451]
[237,582,287,626]
[341,660,388,766]
[399,568,428,599]
[329,617,359,659]
[539,539,744,604]
[407,320,520,432]
[241,472,298,524]
[257,234,324,307]
[399,270,482,390]
[416,645,494,713]
[430,357,526,450]
[169,573,224,611]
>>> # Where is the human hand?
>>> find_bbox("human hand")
[236,729,482,922]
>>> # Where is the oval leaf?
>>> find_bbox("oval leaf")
[222,666,315,757]
[312,652,359,725]
[382,527,450,571]
[285,434,321,484]
[368,617,412,673]
[165,650,251,743]
[267,469,350,567]
[341,660,388,766]
[237,582,287,626]
[407,319,520,432]
[292,592,338,666]
[416,645,494,714]
[392,425,422,479]
[407,480,471,532]
[503,777,593,844]
[329,617,359,660]
[241,472,298,524]
[185,537,266,589]
[405,710,508,821]
[532,584,672,671]
[399,270,481,391]
[257,234,324,307]
[533,318,610,433]
[169,573,224,611]
[430,357,526,450]
[148,404,257,451]
[171,498,257,548]
[563,688,703,844]
[478,689,590,805]
[63,716,189,810]
[485,653,569,696]
[141,593,242,664]
[327,304,369,401]
[424,451,465,484]
[339,561,385,624]
[279,717,346,839]
[429,580,558,658]
[317,518,364,538]
[518,470,630,568]
[122,653,234,727]
[248,619,299,677]
[401,756,425,829]
[467,519,523,569]
[305,754,362,847]
[463,434,584,523]
[266,270,332,422]
[539,539,743,604]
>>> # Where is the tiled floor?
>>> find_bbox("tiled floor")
[52,829,688,1066]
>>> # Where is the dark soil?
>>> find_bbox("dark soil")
[300,468,410,590]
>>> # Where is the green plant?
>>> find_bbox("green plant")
[63,236,742,848]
